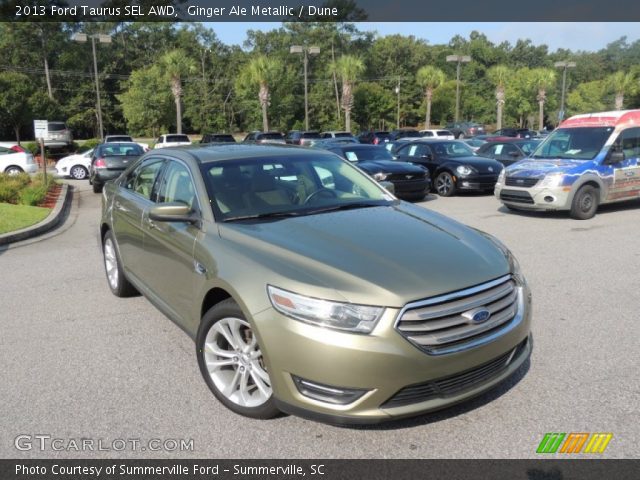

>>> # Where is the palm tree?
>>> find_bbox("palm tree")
[487,65,511,130]
[416,66,446,129]
[527,68,556,131]
[160,49,196,134]
[242,55,281,132]
[608,71,637,110]
[333,55,364,132]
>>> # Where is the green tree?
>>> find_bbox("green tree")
[566,80,608,116]
[118,65,173,137]
[334,55,364,132]
[487,65,511,129]
[0,72,34,143]
[160,49,197,134]
[353,82,395,129]
[608,71,637,110]
[530,68,556,130]
[239,55,281,132]
[416,66,446,129]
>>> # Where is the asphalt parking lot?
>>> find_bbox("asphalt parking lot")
[1,180,638,459]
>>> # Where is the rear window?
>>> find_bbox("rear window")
[437,131,452,136]
[401,130,421,138]
[100,144,144,156]
[343,148,393,162]
[301,132,321,139]
[48,122,67,132]
[259,133,284,140]
[375,131,389,136]
[166,135,190,143]
[106,136,133,142]
[334,132,353,138]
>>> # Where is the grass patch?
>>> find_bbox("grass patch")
[0,203,51,234]
[0,172,58,206]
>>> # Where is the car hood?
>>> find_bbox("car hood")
[506,158,590,177]
[444,156,503,172]
[219,203,510,307]
[356,160,425,174]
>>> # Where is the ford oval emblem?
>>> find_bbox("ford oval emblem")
[462,307,491,324]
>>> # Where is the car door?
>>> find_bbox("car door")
[141,158,203,324]
[606,127,640,201]
[110,158,165,283]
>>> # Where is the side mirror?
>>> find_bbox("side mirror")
[606,150,625,165]
[149,203,198,223]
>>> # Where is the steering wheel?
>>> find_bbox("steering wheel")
[303,188,339,204]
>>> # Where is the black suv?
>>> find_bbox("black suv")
[200,133,236,144]
[358,131,391,145]
[445,122,486,139]
[285,131,321,146]
[388,129,421,141]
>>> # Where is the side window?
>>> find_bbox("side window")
[156,137,163,144]
[503,144,520,156]
[124,160,164,200]
[618,127,640,159]
[493,144,504,155]
[157,161,198,210]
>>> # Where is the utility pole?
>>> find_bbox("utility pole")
[290,45,320,131]
[446,55,471,122]
[554,61,576,122]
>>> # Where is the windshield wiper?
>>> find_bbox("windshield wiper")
[223,211,304,222]
[305,202,387,215]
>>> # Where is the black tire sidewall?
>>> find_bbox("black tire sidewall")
[570,185,598,220]
[196,299,279,419]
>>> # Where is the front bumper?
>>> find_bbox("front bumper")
[495,183,571,211]
[254,285,532,424]
[392,178,431,198]
[456,174,498,191]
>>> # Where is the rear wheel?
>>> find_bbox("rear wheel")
[70,165,88,180]
[102,230,137,297]
[435,172,456,197]
[570,185,599,220]
[197,299,279,419]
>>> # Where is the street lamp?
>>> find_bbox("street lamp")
[72,32,112,140]
[395,81,400,128]
[554,61,576,122]
[446,54,471,122]
[290,45,320,131]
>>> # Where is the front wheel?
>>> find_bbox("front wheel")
[70,165,88,180]
[4,166,23,175]
[435,172,456,197]
[570,185,599,220]
[197,299,279,419]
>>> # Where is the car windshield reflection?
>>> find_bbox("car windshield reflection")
[201,154,396,221]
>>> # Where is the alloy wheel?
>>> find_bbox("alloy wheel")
[203,317,272,408]
[70,166,87,180]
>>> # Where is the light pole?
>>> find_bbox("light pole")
[290,45,320,131]
[446,55,471,122]
[554,61,576,122]
[72,32,112,140]
[395,80,401,128]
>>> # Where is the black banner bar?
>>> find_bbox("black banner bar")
[2,0,640,22]
[1,460,639,480]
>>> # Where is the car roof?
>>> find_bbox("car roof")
[561,109,640,128]
[159,144,330,165]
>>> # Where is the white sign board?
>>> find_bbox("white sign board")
[34,120,48,139]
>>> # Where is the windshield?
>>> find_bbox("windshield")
[433,141,476,157]
[166,135,190,143]
[531,127,613,160]
[342,148,394,162]
[98,144,144,156]
[106,136,133,142]
[202,154,395,221]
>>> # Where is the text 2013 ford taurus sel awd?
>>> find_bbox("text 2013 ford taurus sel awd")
[100,144,531,424]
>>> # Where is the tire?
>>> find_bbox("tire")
[4,166,23,175]
[570,184,599,220]
[197,299,279,419]
[435,171,456,197]
[102,230,138,297]
[92,181,103,193]
[70,165,88,180]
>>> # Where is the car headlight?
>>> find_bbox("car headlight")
[538,173,564,188]
[373,172,388,181]
[497,168,506,184]
[456,165,474,176]
[267,286,384,334]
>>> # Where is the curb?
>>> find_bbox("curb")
[0,184,72,246]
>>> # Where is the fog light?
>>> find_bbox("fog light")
[462,181,469,187]
[292,375,368,405]
[544,196,555,203]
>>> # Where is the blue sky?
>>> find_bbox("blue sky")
[208,22,640,52]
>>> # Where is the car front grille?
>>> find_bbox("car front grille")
[505,177,539,187]
[395,275,521,355]
[387,173,427,182]
[381,337,529,408]
[500,189,535,204]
